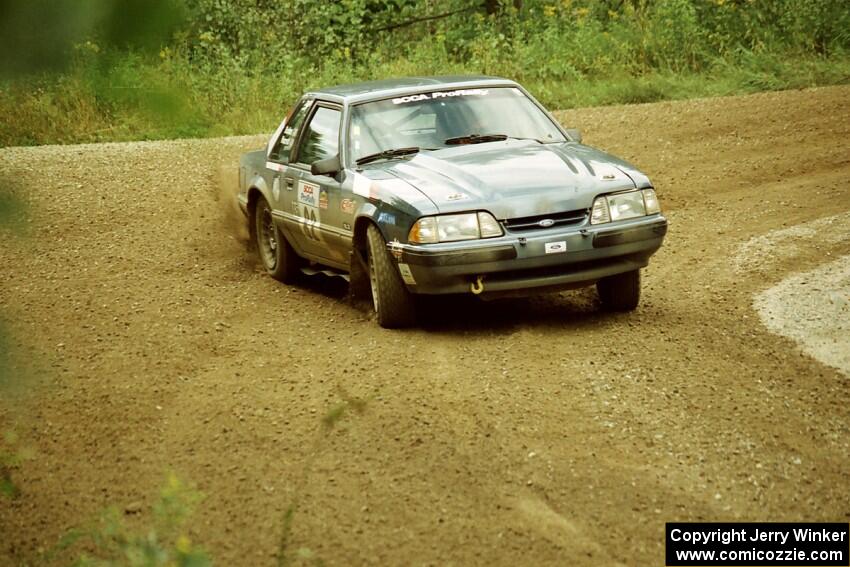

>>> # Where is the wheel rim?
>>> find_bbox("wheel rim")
[257,205,278,270]
[368,249,380,314]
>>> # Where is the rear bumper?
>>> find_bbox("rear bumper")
[396,215,667,296]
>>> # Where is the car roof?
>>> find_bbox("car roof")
[307,75,520,105]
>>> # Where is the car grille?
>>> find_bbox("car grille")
[502,209,588,231]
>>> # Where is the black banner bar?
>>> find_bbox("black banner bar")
[666,523,849,566]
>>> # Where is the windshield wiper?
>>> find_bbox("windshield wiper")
[444,133,508,145]
[443,133,548,145]
[355,147,422,166]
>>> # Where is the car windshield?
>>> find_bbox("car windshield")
[348,87,566,164]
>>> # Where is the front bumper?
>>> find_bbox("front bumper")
[394,215,667,296]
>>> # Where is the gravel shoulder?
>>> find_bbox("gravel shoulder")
[755,251,850,377]
[2,86,850,566]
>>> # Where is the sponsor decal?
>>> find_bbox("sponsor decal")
[377,211,397,226]
[294,181,322,242]
[397,263,416,285]
[298,180,320,207]
[319,189,328,210]
[545,241,567,254]
[392,89,489,105]
[340,198,355,215]
[265,161,286,172]
[446,192,469,201]
[342,222,351,231]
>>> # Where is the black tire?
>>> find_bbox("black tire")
[254,197,300,283]
[597,269,641,312]
[348,248,371,300]
[366,224,416,328]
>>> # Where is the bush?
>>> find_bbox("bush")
[1,0,848,146]
[50,473,211,567]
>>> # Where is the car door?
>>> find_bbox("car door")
[283,102,347,266]
[265,98,312,256]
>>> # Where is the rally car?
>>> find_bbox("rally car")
[237,76,667,327]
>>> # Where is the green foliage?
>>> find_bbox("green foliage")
[0,0,848,146]
[51,473,210,567]
[0,0,186,78]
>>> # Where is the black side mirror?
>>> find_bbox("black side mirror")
[311,154,341,176]
[565,128,582,143]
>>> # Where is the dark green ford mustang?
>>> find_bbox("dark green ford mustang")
[237,76,667,327]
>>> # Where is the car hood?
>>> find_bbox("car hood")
[383,140,651,219]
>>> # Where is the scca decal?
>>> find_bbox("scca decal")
[298,180,320,207]
[392,89,489,105]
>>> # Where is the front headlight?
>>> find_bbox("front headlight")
[608,190,646,221]
[436,213,480,242]
[408,212,503,244]
[590,189,661,225]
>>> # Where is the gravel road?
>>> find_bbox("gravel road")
[1,86,849,566]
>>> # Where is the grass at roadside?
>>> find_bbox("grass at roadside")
[2,51,848,148]
[2,0,849,147]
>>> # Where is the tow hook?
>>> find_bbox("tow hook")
[470,275,485,295]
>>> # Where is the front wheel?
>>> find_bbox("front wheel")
[254,197,300,283]
[597,269,641,312]
[366,224,416,328]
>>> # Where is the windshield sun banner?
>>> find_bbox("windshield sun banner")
[392,88,490,105]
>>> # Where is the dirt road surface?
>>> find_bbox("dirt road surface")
[2,86,849,566]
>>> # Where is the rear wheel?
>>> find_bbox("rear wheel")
[366,224,416,328]
[597,269,641,311]
[254,197,299,283]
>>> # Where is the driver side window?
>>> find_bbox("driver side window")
[294,106,341,166]
[269,100,310,163]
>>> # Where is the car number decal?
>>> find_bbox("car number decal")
[296,180,322,242]
[297,204,321,241]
